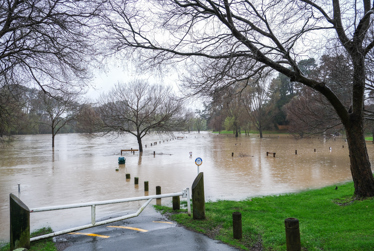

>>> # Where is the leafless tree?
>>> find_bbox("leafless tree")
[0,0,103,100]
[241,80,269,138]
[102,0,374,198]
[183,109,195,133]
[97,81,184,152]
[37,90,81,148]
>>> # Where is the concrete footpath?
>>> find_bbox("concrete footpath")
[53,207,240,251]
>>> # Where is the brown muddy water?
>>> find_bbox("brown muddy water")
[1,132,372,241]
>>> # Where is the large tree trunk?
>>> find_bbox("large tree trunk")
[346,117,374,198]
[344,50,374,198]
[258,120,263,139]
[137,135,143,152]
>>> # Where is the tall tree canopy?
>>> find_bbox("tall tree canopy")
[103,0,374,198]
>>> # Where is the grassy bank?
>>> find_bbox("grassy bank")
[155,182,374,250]
[0,227,56,251]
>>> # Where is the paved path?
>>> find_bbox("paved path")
[54,207,240,251]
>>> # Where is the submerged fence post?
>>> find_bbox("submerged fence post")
[285,218,301,251]
[192,172,205,220]
[10,193,30,250]
[144,181,149,192]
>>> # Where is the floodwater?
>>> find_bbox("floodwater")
[1,132,372,242]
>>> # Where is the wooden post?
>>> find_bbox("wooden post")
[10,193,30,250]
[273,153,276,157]
[266,152,269,156]
[285,218,301,251]
[342,145,344,148]
[233,212,242,239]
[314,149,316,152]
[126,173,130,179]
[144,181,149,192]
[156,186,161,206]
[192,172,205,220]
[134,177,139,185]
[173,196,180,210]
[232,152,234,157]
[295,150,297,155]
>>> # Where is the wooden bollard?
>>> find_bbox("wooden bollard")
[295,150,297,155]
[10,193,30,250]
[233,212,242,239]
[192,172,205,219]
[232,152,234,157]
[173,196,180,210]
[153,151,156,156]
[126,173,130,179]
[151,143,152,146]
[134,177,139,185]
[285,218,301,251]
[266,152,269,156]
[156,186,161,205]
[273,153,276,157]
[342,145,344,148]
[144,181,149,192]
[314,149,316,152]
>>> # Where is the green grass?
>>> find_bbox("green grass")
[155,182,374,250]
[0,227,57,251]
[365,136,373,141]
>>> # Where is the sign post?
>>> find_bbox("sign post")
[195,157,203,175]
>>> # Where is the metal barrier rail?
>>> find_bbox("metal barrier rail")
[29,188,191,242]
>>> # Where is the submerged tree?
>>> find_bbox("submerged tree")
[98,81,184,152]
[102,0,374,198]
[38,91,81,148]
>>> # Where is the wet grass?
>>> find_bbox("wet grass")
[155,181,374,250]
[0,227,56,251]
